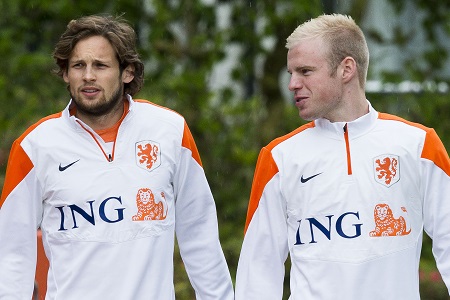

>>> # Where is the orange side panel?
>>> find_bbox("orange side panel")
[34,230,49,300]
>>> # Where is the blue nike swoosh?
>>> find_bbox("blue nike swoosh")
[300,172,322,183]
[59,159,80,171]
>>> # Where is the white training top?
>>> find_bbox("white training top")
[236,102,450,300]
[0,96,234,299]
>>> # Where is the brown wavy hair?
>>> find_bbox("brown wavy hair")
[53,14,144,96]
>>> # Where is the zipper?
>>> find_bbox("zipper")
[71,100,129,163]
[343,123,352,175]
[76,120,116,162]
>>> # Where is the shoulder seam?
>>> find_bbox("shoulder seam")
[16,112,63,144]
[378,112,430,132]
[266,121,315,151]
[134,99,183,118]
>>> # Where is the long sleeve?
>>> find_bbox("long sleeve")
[0,137,42,299]
[235,147,289,300]
[421,129,450,292]
[174,122,234,300]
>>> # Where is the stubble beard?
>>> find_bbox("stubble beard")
[70,83,125,117]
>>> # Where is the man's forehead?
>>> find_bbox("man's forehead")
[288,38,328,60]
[70,36,116,60]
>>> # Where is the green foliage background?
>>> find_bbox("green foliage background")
[0,0,449,299]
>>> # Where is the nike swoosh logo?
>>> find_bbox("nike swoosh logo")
[59,159,80,171]
[300,172,322,183]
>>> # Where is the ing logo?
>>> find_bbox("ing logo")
[136,140,161,172]
[369,204,410,237]
[373,154,399,187]
[132,188,168,221]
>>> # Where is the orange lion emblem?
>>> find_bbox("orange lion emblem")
[375,156,398,185]
[369,204,411,237]
[132,188,167,221]
[137,143,159,170]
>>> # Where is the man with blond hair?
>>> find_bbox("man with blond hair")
[236,13,450,299]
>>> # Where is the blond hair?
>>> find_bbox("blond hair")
[286,14,369,88]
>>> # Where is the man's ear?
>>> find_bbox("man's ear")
[122,64,135,84]
[341,56,357,84]
[63,69,69,83]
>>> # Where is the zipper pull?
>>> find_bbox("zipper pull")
[108,154,113,162]
[343,123,347,133]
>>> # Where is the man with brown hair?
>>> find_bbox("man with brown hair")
[0,15,233,299]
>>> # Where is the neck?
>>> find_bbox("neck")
[344,95,369,122]
[326,90,368,123]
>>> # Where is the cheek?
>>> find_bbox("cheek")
[316,80,340,99]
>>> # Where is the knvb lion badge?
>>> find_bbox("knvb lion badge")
[373,154,400,187]
[136,140,161,172]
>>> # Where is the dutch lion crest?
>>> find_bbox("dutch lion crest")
[373,154,400,187]
[136,140,161,172]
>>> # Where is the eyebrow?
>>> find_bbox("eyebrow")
[288,65,317,73]
[296,65,316,71]
[69,58,111,65]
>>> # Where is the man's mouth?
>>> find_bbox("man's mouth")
[295,96,308,103]
[80,87,101,96]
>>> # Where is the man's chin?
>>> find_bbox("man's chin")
[298,110,315,121]
[73,102,109,116]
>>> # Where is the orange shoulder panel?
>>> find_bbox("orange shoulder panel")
[134,99,201,165]
[134,99,202,166]
[134,99,182,116]
[0,113,62,207]
[182,122,202,167]
[422,129,450,176]
[244,147,278,233]
[378,112,428,130]
[378,112,450,175]
[244,122,315,233]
